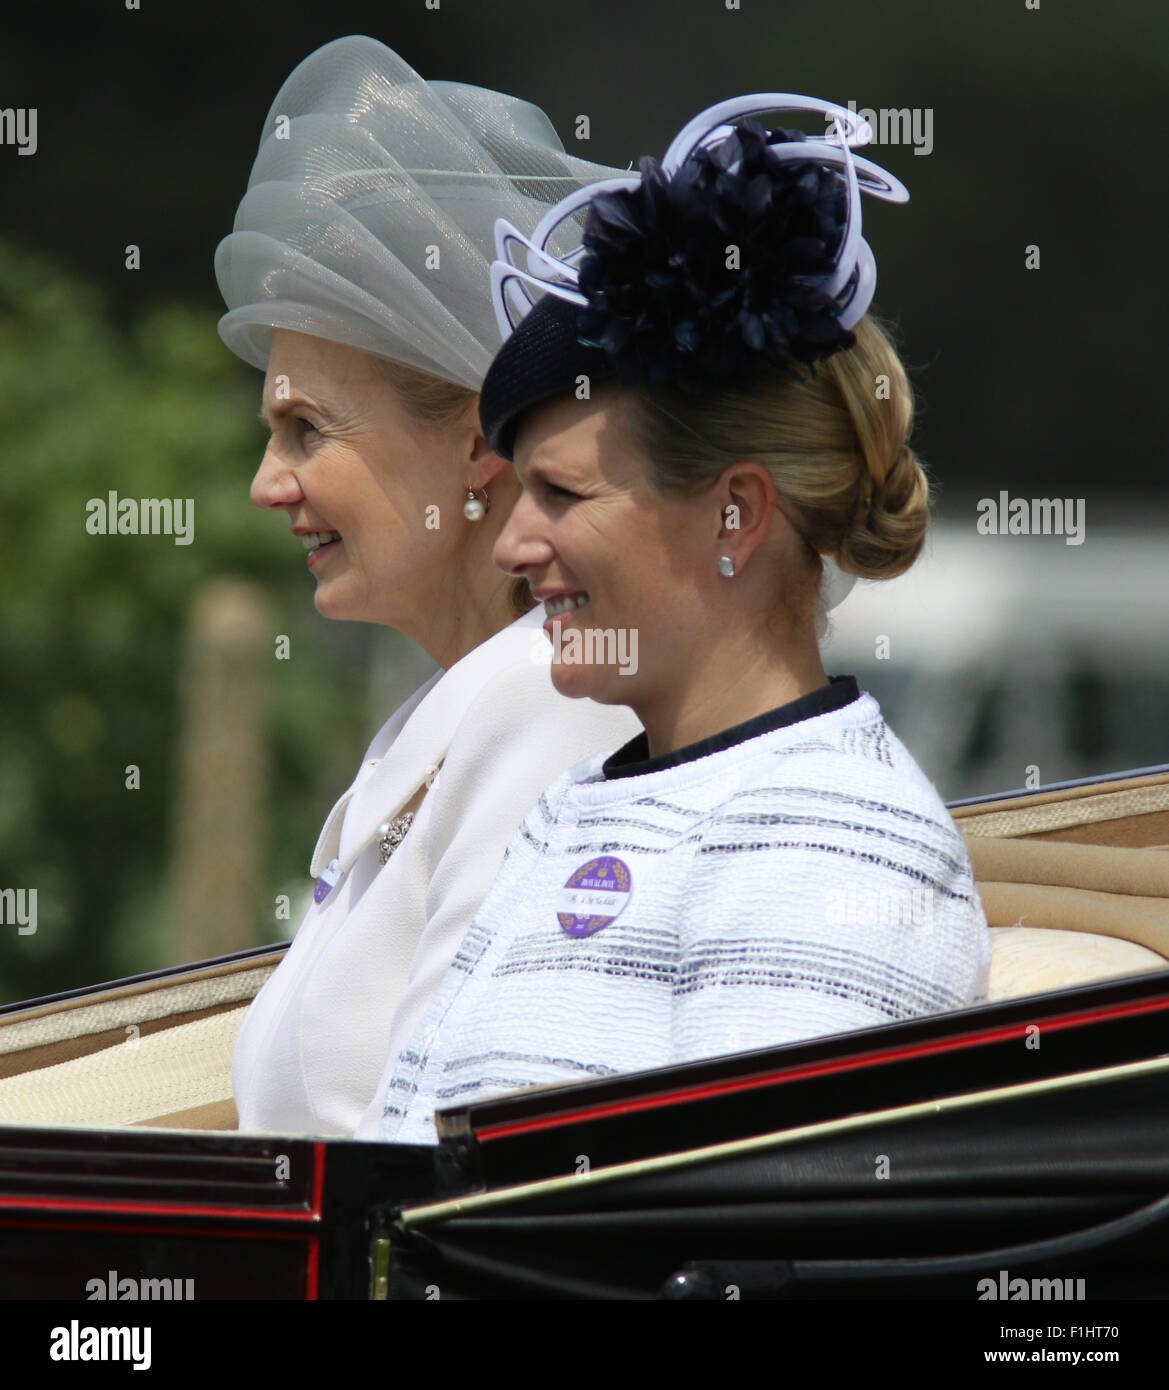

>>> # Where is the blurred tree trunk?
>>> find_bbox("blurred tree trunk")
[167,579,272,962]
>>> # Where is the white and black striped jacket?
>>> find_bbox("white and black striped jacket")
[370,677,991,1144]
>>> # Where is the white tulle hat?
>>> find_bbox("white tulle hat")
[214,34,630,389]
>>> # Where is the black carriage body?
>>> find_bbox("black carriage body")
[3,763,1168,1299]
[0,1125,438,1300]
[2,965,1169,1300]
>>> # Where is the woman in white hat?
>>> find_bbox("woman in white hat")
[362,95,992,1144]
[215,35,643,1136]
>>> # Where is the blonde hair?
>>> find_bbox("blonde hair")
[372,356,535,617]
[622,314,930,622]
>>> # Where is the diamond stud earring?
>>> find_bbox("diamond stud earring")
[718,555,735,578]
[463,488,490,521]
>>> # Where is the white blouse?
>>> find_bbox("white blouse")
[230,607,642,1136]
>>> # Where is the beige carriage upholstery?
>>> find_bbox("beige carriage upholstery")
[953,768,1169,999]
[0,951,285,1131]
[0,770,1167,1133]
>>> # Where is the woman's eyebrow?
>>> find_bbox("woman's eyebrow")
[517,455,567,482]
[257,396,332,426]
[517,461,551,488]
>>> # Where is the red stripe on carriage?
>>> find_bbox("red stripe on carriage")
[0,1194,318,1219]
[473,993,1169,1142]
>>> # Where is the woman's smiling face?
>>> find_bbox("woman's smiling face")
[493,387,714,706]
[252,329,466,633]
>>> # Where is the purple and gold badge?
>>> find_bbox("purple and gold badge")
[556,856,632,937]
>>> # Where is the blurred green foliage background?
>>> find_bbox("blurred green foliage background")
[0,240,395,1001]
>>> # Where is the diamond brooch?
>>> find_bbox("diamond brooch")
[376,812,415,865]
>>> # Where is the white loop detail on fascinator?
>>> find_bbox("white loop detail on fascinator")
[214,35,631,388]
[488,94,909,614]
[489,93,908,342]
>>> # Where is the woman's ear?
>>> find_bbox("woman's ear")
[460,396,512,492]
[717,461,778,561]
[468,432,514,493]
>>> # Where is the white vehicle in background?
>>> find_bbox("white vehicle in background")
[822,513,1168,801]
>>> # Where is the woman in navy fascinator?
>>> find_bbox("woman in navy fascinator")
[360,94,992,1144]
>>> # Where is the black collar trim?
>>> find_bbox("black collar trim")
[601,675,862,781]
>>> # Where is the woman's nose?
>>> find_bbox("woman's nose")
[493,491,551,576]
[250,441,304,511]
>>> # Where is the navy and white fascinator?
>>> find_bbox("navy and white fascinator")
[478,94,909,611]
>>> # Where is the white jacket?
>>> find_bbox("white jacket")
[231,607,642,1136]
[369,682,992,1144]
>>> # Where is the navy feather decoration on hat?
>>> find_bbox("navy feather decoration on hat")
[573,121,858,391]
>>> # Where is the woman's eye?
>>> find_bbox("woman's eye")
[546,483,580,501]
[297,418,319,434]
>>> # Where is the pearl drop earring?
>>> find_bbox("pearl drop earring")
[463,488,490,521]
[718,555,735,578]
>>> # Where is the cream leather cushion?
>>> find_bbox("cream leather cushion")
[988,926,1167,1002]
[965,837,1169,1001]
[0,1006,246,1128]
